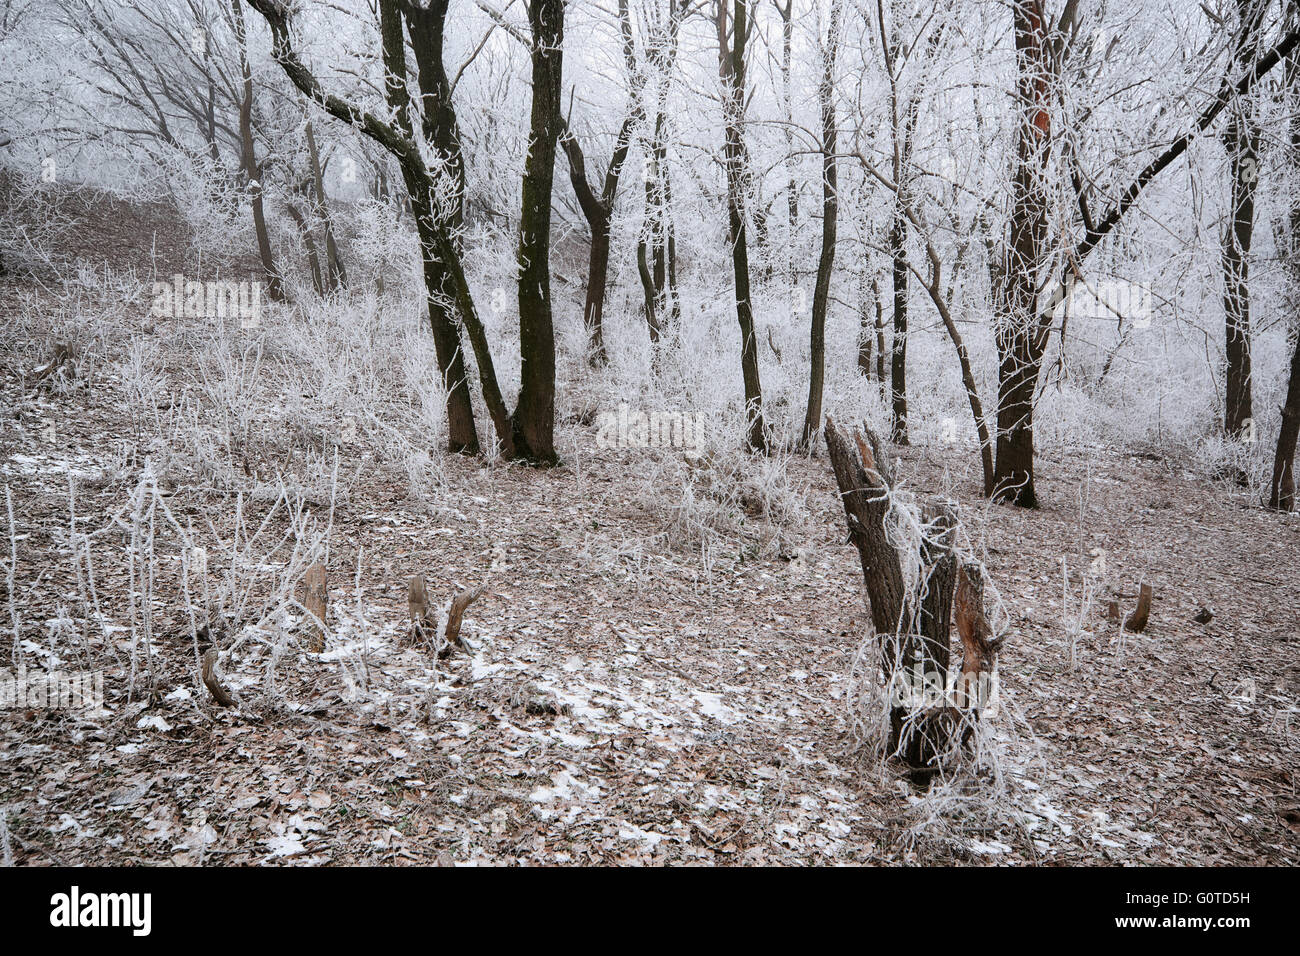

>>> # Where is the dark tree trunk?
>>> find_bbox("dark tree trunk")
[889,206,909,445]
[801,0,839,449]
[719,0,765,452]
[1223,0,1265,440]
[990,2,1052,507]
[584,212,612,360]
[1272,2,1300,512]
[1271,330,1300,510]
[857,272,875,378]
[511,0,564,464]
[381,0,479,454]
[232,0,283,302]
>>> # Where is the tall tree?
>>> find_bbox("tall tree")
[511,0,565,464]
[1222,0,1267,441]
[1271,0,1300,511]
[560,0,645,366]
[248,0,565,464]
[988,0,1058,505]
[718,0,765,452]
[378,0,478,453]
[801,0,841,449]
[231,0,283,301]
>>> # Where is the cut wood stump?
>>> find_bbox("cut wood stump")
[299,563,328,652]
[1123,583,1153,632]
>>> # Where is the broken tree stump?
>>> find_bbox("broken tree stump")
[824,415,1000,772]
[299,563,328,652]
[201,648,236,708]
[407,575,485,658]
[408,574,432,642]
[1123,583,1153,632]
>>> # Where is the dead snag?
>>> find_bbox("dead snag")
[1123,583,1153,632]
[953,562,1001,713]
[408,574,432,643]
[825,415,994,771]
[201,648,237,708]
[407,575,485,658]
[299,563,328,652]
[441,585,485,658]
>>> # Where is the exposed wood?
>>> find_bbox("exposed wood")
[299,562,327,652]
[1123,583,1153,633]
[201,648,236,708]
[824,415,995,771]
[442,584,485,657]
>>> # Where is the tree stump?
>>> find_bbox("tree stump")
[825,416,1000,772]
[299,563,328,652]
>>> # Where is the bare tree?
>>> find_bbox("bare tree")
[1222,0,1267,443]
[719,0,765,452]
[1271,0,1300,511]
[800,0,840,449]
[231,0,283,299]
[248,0,564,463]
[559,0,646,365]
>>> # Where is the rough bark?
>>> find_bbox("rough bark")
[231,0,283,301]
[719,0,766,452]
[824,417,992,770]
[511,0,564,465]
[990,1,1052,507]
[801,0,839,449]
[1223,0,1265,440]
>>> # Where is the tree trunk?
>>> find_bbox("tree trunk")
[305,117,346,291]
[381,0,479,454]
[720,0,765,453]
[557,0,642,367]
[1272,1,1300,512]
[824,417,996,771]
[284,192,323,294]
[232,0,283,302]
[857,272,875,378]
[1270,329,1300,510]
[801,0,839,449]
[511,0,564,464]
[889,206,909,445]
[584,212,612,361]
[1223,0,1265,440]
[990,1,1052,507]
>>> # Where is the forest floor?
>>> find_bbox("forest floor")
[1,187,1298,866]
